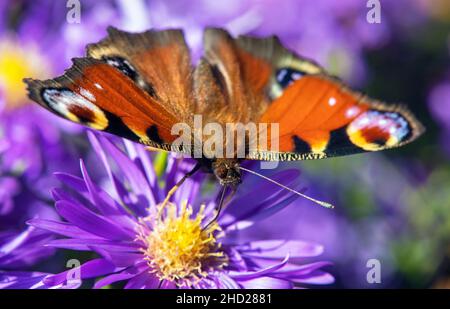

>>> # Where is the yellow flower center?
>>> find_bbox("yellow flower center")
[0,39,50,109]
[138,201,227,286]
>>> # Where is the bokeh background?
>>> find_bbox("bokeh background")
[1,0,449,288]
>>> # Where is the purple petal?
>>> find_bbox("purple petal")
[46,238,139,252]
[223,193,298,231]
[143,275,161,289]
[57,164,137,230]
[229,255,289,280]
[55,200,134,240]
[163,155,180,196]
[271,261,333,276]
[290,271,335,285]
[221,170,302,229]
[237,240,324,259]
[51,187,80,203]
[238,277,293,289]
[159,279,176,289]
[123,139,157,190]
[93,263,147,289]
[43,258,118,287]
[124,271,158,289]
[27,218,100,239]
[79,159,127,216]
[0,226,55,268]
[0,226,36,254]
[95,250,144,267]
[87,133,153,215]
[0,271,49,289]
[54,172,87,192]
[94,272,138,289]
[173,160,203,205]
[224,247,248,271]
[226,169,300,212]
[95,134,154,201]
[214,273,241,289]
[87,131,118,196]
[110,173,149,217]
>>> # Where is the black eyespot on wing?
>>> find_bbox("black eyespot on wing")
[327,127,355,150]
[104,111,141,142]
[102,56,137,80]
[276,68,304,89]
[371,137,388,147]
[68,105,95,124]
[325,126,364,156]
[101,55,157,99]
[146,125,164,145]
[292,135,311,153]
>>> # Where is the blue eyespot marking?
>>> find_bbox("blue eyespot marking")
[275,68,304,89]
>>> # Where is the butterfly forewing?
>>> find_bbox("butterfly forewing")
[24,58,183,150]
[87,27,195,120]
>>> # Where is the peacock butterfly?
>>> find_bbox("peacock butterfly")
[24,27,424,209]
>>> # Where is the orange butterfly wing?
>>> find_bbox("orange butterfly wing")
[25,28,198,153]
[25,58,181,149]
[252,74,424,160]
[199,29,424,161]
[87,27,194,120]
[197,28,324,124]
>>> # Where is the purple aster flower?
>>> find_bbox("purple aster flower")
[0,0,149,269]
[0,1,80,269]
[428,77,450,156]
[27,132,333,289]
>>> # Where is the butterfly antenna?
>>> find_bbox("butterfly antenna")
[238,166,334,209]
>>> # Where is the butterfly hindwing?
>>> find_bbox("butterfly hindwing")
[253,74,424,160]
[199,29,424,160]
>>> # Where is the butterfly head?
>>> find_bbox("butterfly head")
[212,159,242,186]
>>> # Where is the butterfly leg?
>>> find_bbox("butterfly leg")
[146,146,169,152]
[159,162,202,215]
[203,185,237,230]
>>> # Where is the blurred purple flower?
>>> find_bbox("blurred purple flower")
[0,226,55,270]
[0,270,79,289]
[0,0,123,270]
[25,133,333,289]
[0,1,155,179]
[428,78,450,155]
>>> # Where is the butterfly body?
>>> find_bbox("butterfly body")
[211,158,242,186]
[24,27,424,190]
